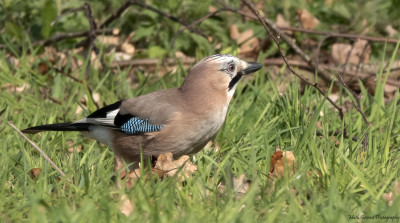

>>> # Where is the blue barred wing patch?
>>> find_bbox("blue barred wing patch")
[120,117,164,134]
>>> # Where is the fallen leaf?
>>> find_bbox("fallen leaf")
[30,168,41,179]
[232,173,250,194]
[203,141,221,153]
[67,140,83,153]
[230,25,260,54]
[276,14,292,35]
[112,28,120,35]
[269,148,297,178]
[385,25,398,37]
[97,36,120,46]
[119,194,134,216]
[217,173,251,198]
[154,152,197,182]
[113,52,133,61]
[120,32,135,56]
[331,40,370,64]
[208,5,217,13]
[123,153,197,188]
[383,181,400,207]
[38,61,50,74]
[297,9,320,30]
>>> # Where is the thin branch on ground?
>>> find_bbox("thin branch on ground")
[83,3,97,79]
[0,29,114,50]
[51,6,86,26]
[315,34,333,70]
[7,121,71,183]
[217,2,399,44]
[263,58,400,86]
[242,0,345,121]
[342,42,355,76]
[277,26,399,44]
[316,129,358,142]
[221,3,335,84]
[335,70,370,149]
[54,68,84,84]
[354,43,371,78]
[100,0,208,40]
[171,8,228,48]
[110,57,400,86]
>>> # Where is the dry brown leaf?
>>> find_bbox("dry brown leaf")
[38,62,50,74]
[240,1,264,19]
[217,173,251,198]
[113,52,133,61]
[276,14,292,35]
[383,181,400,207]
[208,5,217,13]
[385,25,398,37]
[154,152,197,182]
[230,24,240,40]
[232,173,250,194]
[120,32,136,56]
[97,36,120,46]
[30,168,41,179]
[119,194,134,216]
[112,28,120,35]
[123,167,168,189]
[331,40,370,64]
[269,148,297,178]
[229,25,260,54]
[3,83,29,93]
[297,9,320,30]
[123,153,197,188]
[203,141,221,153]
[67,140,83,153]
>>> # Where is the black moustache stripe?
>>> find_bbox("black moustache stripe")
[228,72,243,90]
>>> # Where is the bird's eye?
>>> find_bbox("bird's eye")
[228,63,236,72]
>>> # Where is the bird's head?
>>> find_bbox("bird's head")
[180,54,262,98]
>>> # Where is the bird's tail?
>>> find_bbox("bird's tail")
[22,122,91,134]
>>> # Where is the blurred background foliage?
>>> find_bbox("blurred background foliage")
[1,0,399,59]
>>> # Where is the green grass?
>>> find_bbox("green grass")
[1,48,400,222]
[1,0,400,220]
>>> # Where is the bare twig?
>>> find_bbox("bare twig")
[220,3,335,84]
[100,0,134,28]
[354,43,371,77]
[0,29,114,50]
[7,121,71,183]
[216,4,399,44]
[83,3,96,80]
[110,57,196,68]
[277,26,399,44]
[242,0,344,121]
[335,70,370,149]
[53,68,84,83]
[171,8,228,48]
[316,129,358,142]
[110,57,400,86]
[263,58,400,86]
[51,6,86,26]
[342,42,355,75]
[100,0,208,39]
[315,34,333,70]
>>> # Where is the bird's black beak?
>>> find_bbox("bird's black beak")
[241,62,262,75]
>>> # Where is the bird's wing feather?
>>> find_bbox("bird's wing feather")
[74,89,182,134]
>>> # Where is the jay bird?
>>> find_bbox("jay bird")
[23,54,262,166]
